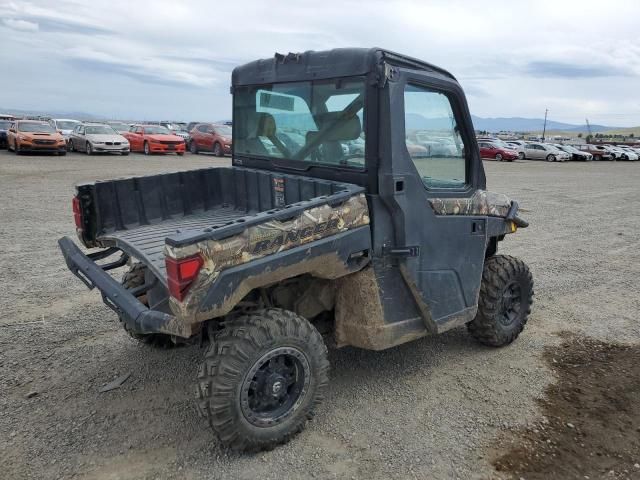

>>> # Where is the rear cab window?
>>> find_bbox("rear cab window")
[234,77,366,170]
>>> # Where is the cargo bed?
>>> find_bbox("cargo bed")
[74,166,365,283]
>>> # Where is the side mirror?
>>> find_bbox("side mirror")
[9,128,15,133]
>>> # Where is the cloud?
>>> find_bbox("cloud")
[2,18,38,31]
[0,0,639,124]
[525,61,634,78]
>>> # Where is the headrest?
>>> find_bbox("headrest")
[255,113,277,137]
[314,111,361,141]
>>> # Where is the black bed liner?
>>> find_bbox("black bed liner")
[76,166,363,282]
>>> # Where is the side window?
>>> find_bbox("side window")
[197,125,207,133]
[404,84,466,189]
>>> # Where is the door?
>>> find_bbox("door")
[379,77,489,332]
[194,124,207,149]
[205,125,216,150]
[478,142,489,158]
[129,127,144,151]
[74,126,85,150]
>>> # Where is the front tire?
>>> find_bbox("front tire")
[495,153,503,161]
[86,142,93,155]
[518,152,525,160]
[546,154,555,162]
[468,255,533,347]
[196,308,329,451]
[189,141,198,154]
[144,141,150,155]
[68,140,75,152]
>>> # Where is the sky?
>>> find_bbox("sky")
[1,0,640,126]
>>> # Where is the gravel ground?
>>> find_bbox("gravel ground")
[1,151,639,479]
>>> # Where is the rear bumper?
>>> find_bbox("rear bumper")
[58,236,188,337]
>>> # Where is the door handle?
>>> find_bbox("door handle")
[383,245,420,257]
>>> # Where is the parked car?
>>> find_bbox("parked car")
[7,120,67,155]
[605,145,639,161]
[503,140,527,153]
[121,125,186,155]
[48,118,81,140]
[617,145,640,158]
[186,121,205,133]
[553,144,592,161]
[105,121,131,134]
[575,144,613,161]
[188,123,232,156]
[0,119,12,148]
[347,137,365,155]
[520,143,570,161]
[478,141,518,161]
[68,123,130,155]
[159,122,190,143]
[405,140,429,157]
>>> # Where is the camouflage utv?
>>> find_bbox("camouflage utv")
[59,48,533,450]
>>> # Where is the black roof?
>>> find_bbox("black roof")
[232,47,456,86]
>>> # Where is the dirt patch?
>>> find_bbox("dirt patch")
[493,335,640,479]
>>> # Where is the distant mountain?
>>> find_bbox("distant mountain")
[0,106,630,134]
[470,115,613,133]
[0,107,102,120]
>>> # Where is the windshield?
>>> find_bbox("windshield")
[0,120,11,129]
[56,120,80,130]
[85,125,117,135]
[19,122,56,133]
[108,122,129,132]
[234,77,366,168]
[144,126,171,134]
[214,125,232,136]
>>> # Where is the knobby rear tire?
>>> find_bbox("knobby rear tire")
[195,308,329,451]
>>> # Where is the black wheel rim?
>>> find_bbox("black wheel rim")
[500,282,522,326]
[240,346,310,427]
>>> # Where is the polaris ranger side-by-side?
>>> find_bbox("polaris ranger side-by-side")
[59,48,533,451]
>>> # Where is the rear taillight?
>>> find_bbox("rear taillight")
[72,196,83,230]
[165,255,203,301]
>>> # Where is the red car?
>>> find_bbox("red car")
[188,123,232,156]
[122,125,185,155]
[477,141,518,162]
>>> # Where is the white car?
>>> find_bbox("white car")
[505,140,527,153]
[521,142,571,161]
[68,123,130,155]
[49,118,81,140]
[609,145,639,161]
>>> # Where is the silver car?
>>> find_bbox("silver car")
[521,142,571,162]
[68,123,130,155]
[49,118,81,140]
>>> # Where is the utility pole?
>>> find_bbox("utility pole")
[542,109,548,142]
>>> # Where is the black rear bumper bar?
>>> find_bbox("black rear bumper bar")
[58,236,187,337]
